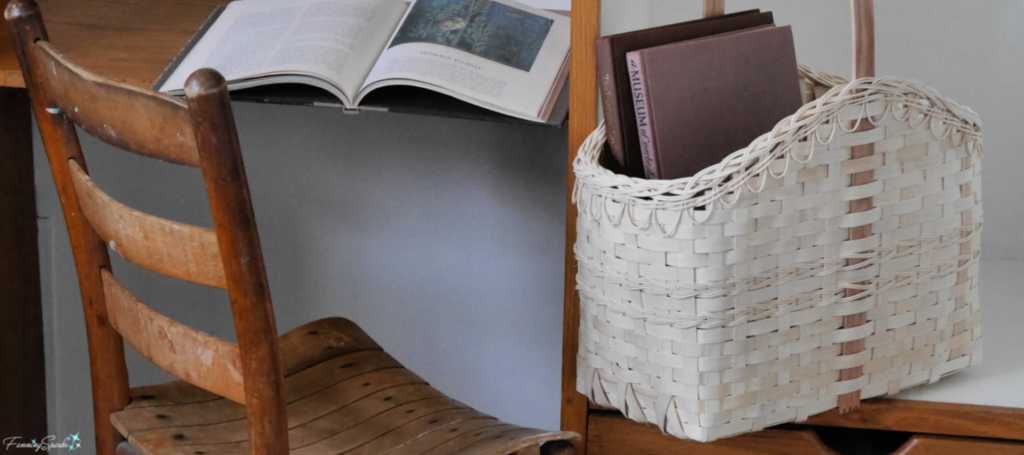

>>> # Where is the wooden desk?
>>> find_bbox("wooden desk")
[0,0,230,88]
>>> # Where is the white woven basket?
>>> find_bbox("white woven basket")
[573,59,984,441]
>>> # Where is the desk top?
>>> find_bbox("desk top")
[1,0,230,88]
[0,0,568,126]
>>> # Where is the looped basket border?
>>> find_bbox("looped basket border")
[573,69,984,237]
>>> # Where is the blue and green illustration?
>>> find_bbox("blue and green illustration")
[390,0,554,72]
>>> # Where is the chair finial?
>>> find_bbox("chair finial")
[184,68,227,98]
[4,0,39,23]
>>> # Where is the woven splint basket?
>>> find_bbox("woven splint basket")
[572,3,984,443]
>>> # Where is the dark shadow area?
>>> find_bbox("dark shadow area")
[227,82,568,128]
[811,425,913,455]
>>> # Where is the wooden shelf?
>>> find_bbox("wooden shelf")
[586,412,1024,455]
[589,398,1024,443]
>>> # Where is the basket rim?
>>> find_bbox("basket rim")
[573,69,984,228]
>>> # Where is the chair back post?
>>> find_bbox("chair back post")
[183,69,289,455]
[4,3,130,455]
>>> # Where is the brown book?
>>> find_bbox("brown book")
[595,10,774,177]
[625,25,803,180]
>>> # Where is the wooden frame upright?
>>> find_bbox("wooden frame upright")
[560,0,599,453]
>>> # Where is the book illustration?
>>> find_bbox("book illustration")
[390,0,553,72]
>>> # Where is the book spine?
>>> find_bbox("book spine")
[595,37,625,169]
[626,52,658,179]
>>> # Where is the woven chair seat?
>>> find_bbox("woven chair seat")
[110,318,577,455]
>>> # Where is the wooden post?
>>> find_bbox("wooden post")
[185,69,289,455]
[703,0,725,18]
[838,0,875,414]
[6,2,131,454]
[561,0,600,453]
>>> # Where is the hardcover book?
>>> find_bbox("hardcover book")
[595,10,774,176]
[158,0,570,124]
[625,25,803,180]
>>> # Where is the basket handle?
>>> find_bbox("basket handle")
[704,0,876,415]
[703,0,875,79]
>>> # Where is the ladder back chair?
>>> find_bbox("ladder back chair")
[5,2,578,455]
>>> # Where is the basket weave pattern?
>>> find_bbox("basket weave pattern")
[573,69,984,442]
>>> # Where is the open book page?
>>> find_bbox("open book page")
[159,0,408,106]
[356,0,570,121]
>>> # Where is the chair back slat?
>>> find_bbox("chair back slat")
[69,160,227,288]
[34,42,201,167]
[102,270,245,404]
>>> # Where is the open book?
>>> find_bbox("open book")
[159,0,571,123]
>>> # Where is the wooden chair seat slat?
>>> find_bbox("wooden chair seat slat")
[422,428,550,455]
[123,381,223,411]
[33,42,200,167]
[384,420,511,455]
[113,351,403,434]
[419,425,524,455]
[418,425,523,455]
[343,409,493,455]
[102,270,244,403]
[120,318,385,411]
[132,373,434,449]
[110,319,579,455]
[289,396,472,455]
[69,160,226,288]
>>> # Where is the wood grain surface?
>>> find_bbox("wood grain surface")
[101,270,245,403]
[6,4,131,454]
[894,435,1024,455]
[561,0,600,453]
[589,396,1024,443]
[33,42,202,166]
[588,413,838,455]
[1,0,230,88]
[69,161,226,288]
[806,399,1024,442]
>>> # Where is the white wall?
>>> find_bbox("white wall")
[37,1,1024,452]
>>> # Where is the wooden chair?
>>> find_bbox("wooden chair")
[5,2,578,455]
